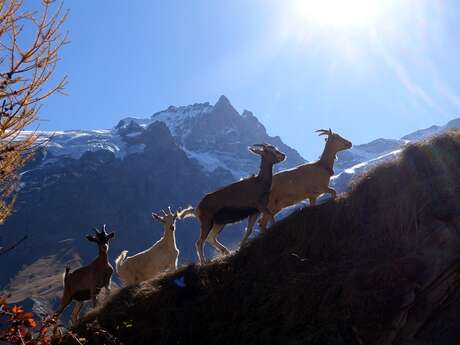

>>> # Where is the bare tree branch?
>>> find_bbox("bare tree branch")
[0,234,27,256]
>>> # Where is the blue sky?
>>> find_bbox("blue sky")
[39,0,460,160]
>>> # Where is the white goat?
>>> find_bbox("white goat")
[55,225,114,324]
[115,207,180,286]
[178,144,286,264]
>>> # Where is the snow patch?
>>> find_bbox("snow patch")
[333,149,403,179]
[181,147,247,178]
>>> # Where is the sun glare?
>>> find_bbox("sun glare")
[292,0,393,30]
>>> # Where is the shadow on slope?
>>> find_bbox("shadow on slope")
[78,130,460,345]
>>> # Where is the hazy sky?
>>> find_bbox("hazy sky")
[38,0,460,160]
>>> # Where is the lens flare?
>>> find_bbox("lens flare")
[291,0,394,30]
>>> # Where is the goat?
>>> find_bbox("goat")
[258,128,352,232]
[178,143,286,264]
[55,225,114,323]
[115,207,180,286]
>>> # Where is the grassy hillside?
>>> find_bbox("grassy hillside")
[75,130,460,345]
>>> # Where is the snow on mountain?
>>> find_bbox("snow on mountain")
[116,102,214,137]
[20,129,145,162]
[335,138,405,172]
[22,96,460,187]
[27,96,305,179]
[111,95,304,177]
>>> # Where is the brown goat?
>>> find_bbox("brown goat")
[259,129,352,231]
[55,226,114,323]
[179,143,286,264]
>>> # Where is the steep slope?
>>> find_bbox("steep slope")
[81,130,460,345]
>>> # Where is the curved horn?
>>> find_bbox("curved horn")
[168,206,173,215]
[316,129,329,136]
[161,209,168,216]
[248,143,265,155]
[152,212,164,223]
[328,128,332,135]
[249,144,265,152]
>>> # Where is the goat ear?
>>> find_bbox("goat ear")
[86,235,97,242]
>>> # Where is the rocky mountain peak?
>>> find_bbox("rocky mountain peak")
[214,95,234,112]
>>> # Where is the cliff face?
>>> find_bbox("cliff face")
[80,130,460,345]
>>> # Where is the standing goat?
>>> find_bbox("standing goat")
[55,226,114,323]
[115,207,180,286]
[179,143,286,264]
[258,129,352,232]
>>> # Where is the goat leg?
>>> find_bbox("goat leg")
[256,203,275,226]
[207,223,229,255]
[241,213,259,246]
[90,288,97,308]
[327,187,337,200]
[258,215,269,233]
[54,291,71,318]
[196,220,213,264]
[71,302,83,325]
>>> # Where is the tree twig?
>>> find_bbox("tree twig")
[0,234,27,256]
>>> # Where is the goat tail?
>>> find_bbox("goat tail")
[115,250,128,273]
[177,206,197,219]
[62,266,70,285]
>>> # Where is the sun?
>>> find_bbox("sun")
[291,0,392,30]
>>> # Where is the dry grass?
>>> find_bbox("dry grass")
[76,130,460,345]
